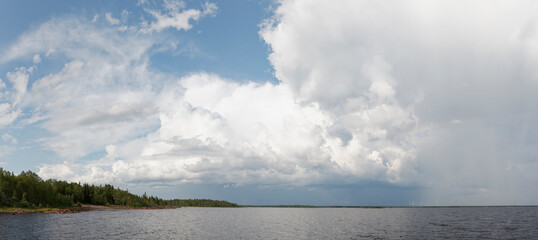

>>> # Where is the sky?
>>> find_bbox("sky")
[0,0,537,206]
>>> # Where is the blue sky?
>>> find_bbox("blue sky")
[0,0,275,81]
[1,0,538,206]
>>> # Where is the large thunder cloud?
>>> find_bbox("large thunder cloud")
[1,0,537,204]
[260,0,538,204]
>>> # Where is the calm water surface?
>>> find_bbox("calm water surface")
[1,207,536,239]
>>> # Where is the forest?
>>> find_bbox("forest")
[0,168,239,209]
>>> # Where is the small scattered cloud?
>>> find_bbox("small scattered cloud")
[121,10,129,22]
[105,12,120,25]
[141,1,217,33]
[6,67,31,107]
[32,54,41,64]
[38,162,75,180]
[0,103,20,128]
[0,145,16,158]
[137,0,148,6]
[1,133,18,144]
[202,2,218,17]
[451,119,462,125]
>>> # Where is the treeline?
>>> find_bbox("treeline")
[0,168,239,208]
[0,168,165,208]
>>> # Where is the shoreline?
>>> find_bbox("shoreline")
[0,204,180,214]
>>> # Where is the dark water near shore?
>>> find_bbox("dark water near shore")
[1,207,537,239]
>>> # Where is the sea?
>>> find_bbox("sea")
[1,207,536,239]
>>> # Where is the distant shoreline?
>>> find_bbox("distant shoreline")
[4,204,536,214]
[242,205,538,208]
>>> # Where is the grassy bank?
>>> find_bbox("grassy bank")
[0,206,86,214]
[0,205,180,214]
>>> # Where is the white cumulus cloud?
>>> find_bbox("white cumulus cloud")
[37,69,417,186]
